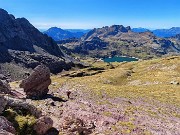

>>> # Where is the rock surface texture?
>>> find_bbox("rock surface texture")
[0,80,12,94]
[0,116,16,134]
[0,95,7,114]
[33,116,53,135]
[20,65,51,99]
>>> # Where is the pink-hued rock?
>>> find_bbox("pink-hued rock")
[0,116,16,134]
[33,116,53,135]
[0,95,7,114]
[0,130,14,135]
[20,65,51,99]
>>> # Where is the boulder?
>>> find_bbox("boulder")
[20,65,51,99]
[0,95,7,114]
[0,116,16,134]
[4,96,42,118]
[33,116,53,135]
[0,80,12,94]
[61,116,92,134]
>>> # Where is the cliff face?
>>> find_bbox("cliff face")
[0,9,63,57]
[0,9,75,79]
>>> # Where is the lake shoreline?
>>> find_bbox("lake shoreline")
[103,56,139,63]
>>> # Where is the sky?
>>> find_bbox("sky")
[0,0,179,30]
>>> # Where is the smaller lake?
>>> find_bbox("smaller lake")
[103,56,138,63]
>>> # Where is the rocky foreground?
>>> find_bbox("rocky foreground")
[0,56,179,135]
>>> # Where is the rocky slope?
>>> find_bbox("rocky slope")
[60,25,180,59]
[0,66,57,135]
[0,9,78,80]
[8,56,180,135]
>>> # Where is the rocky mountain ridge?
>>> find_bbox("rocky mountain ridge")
[0,8,78,80]
[60,25,180,59]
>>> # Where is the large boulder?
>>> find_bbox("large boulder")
[33,116,53,135]
[0,95,7,114]
[0,116,16,134]
[20,65,51,99]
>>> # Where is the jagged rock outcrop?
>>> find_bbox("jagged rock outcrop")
[0,8,77,79]
[0,116,16,134]
[0,9,62,57]
[20,65,51,99]
[33,116,53,135]
[82,25,131,40]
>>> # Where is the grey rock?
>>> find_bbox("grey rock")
[4,96,42,118]
[34,116,53,135]
[0,95,7,114]
[0,80,11,94]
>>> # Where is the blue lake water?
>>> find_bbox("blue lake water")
[103,56,138,63]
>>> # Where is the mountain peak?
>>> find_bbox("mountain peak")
[82,25,131,40]
[110,25,131,32]
[0,8,8,14]
[44,27,86,41]
[49,27,63,30]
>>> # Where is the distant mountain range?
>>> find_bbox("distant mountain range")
[59,25,180,59]
[132,27,180,37]
[132,28,150,33]
[44,27,180,41]
[44,27,90,41]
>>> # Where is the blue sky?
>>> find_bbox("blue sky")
[0,0,179,29]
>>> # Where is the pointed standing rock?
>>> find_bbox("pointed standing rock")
[20,65,51,99]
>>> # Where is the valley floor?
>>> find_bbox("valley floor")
[11,56,180,135]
